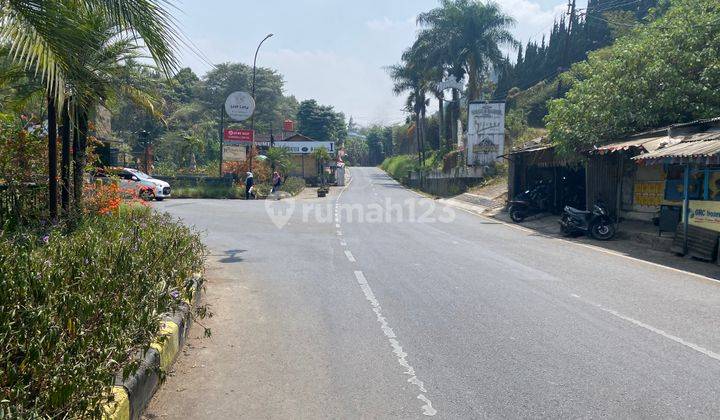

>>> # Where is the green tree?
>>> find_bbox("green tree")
[546,0,720,155]
[296,99,348,144]
[388,60,427,162]
[1,0,179,221]
[417,0,517,101]
[366,126,386,165]
[200,63,291,132]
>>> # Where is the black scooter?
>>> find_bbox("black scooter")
[559,202,616,240]
[508,183,551,223]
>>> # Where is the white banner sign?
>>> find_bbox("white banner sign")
[222,143,247,162]
[274,141,335,155]
[435,78,464,92]
[467,102,505,166]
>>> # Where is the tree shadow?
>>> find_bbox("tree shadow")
[215,249,246,264]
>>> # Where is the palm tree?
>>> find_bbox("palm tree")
[66,17,166,219]
[0,0,179,221]
[417,0,517,101]
[265,147,292,174]
[405,30,451,150]
[388,59,428,165]
[311,147,331,186]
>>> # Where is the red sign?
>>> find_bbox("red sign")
[224,129,254,142]
[283,119,294,132]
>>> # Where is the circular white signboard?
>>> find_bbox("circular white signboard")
[224,91,255,122]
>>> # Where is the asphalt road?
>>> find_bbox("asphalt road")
[147,167,720,419]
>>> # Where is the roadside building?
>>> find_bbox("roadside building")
[272,133,336,180]
[632,118,720,259]
[506,137,585,212]
[586,131,668,221]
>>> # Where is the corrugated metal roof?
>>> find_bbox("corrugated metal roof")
[592,135,669,154]
[509,137,554,154]
[633,130,720,163]
[670,116,720,129]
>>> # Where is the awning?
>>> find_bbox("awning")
[633,131,720,164]
[591,135,669,155]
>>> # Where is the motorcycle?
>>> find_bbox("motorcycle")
[508,182,551,223]
[559,202,616,240]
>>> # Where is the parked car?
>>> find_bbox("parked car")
[94,167,171,201]
[119,168,171,201]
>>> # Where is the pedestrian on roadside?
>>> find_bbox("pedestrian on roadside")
[245,171,255,199]
[271,171,282,193]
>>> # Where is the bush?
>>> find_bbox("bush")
[0,208,206,418]
[172,185,245,199]
[380,155,417,182]
[279,177,306,196]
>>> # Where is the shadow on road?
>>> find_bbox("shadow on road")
[215,249,246,264]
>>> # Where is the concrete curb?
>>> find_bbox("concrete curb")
[103,274,202,420]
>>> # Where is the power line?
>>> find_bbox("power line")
[587,0,643,13]
[586,13,720,29]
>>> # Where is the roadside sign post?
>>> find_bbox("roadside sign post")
[221,91,256,176]
[218,105,224,177]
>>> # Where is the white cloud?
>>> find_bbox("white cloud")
[366,16,416,32]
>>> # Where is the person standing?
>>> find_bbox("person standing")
[245,171,254,199]
[271,171,282,193]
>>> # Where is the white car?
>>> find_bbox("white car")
[118,168,171,201]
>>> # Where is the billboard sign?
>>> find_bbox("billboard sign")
[435,78,463,92]
[467,101,505,166]
[224,129,254,142]
[274,141,335,154]
[686,201,720,232]
[224,91,255,122]
[222,143,247,162]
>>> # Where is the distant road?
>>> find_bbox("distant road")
[147,167,720,419]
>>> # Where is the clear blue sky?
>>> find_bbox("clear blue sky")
[175,0,587,126]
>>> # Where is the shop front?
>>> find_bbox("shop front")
[634,129,720,259]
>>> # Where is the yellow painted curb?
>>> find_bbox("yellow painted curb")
[183,273,202,305]
[102,386,130,420]
[150,321,180,371]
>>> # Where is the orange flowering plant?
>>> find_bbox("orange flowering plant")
[84,180,148,216]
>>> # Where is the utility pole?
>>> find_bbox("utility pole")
[218,104,224,177]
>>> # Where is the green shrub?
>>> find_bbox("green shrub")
[381,155,417,182]
[279,177,306,196]
[172,185,245,199]
[0,208,206,418]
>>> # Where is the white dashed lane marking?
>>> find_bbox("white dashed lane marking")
[353,271,437,416]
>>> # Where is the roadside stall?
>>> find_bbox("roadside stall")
[505,138,585,213]
[633,130,720,261]
[588,134,668,221]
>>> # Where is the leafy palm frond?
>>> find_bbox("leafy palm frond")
[0,0,180,106]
